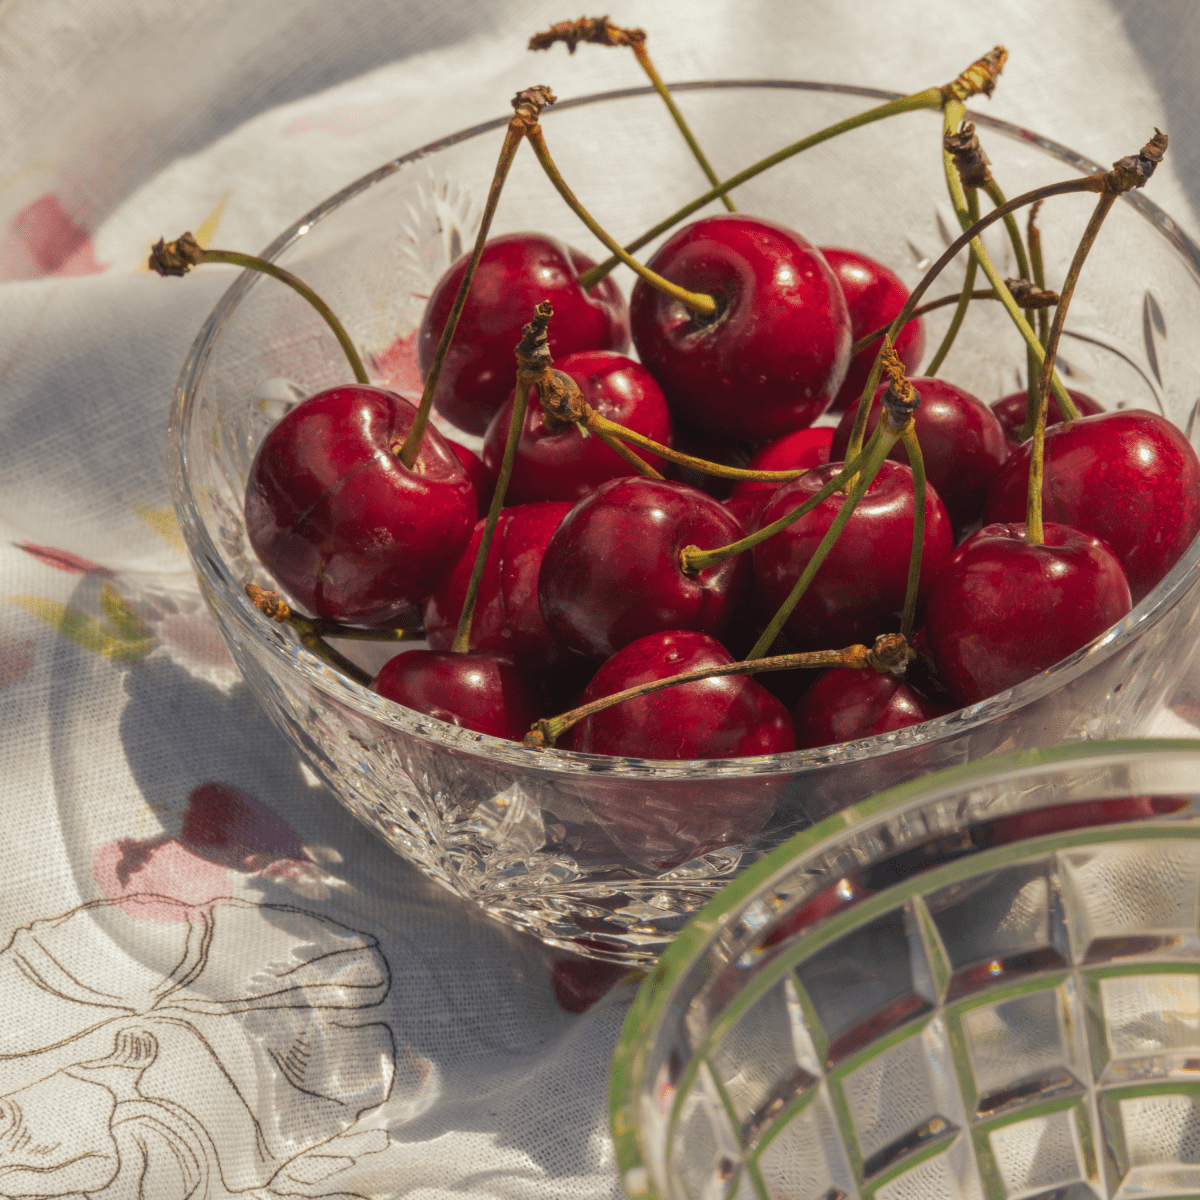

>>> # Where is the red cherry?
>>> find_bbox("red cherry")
[792,667,951,749]
[424,500,573,669]
[481,350,672,505]
[371,648,540,741]
[725,426,833,532]
[629,214,851,440]
[538,476,750,660]
[982,410,1200,603]
[563,630,795,759]
[820,246,925,413]
[244,385,475,625]
[417,232,629,435]
[988,795,1183,846]
[924,521,1132,705]
[830,378,1009,531]
[446,439,495,515]
[550,955,631,1013]
[752,459,955,652]
[990,387,1103,446]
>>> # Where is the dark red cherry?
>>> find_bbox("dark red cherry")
[629,214,851,440]
[417,232,629,435]
[371,648,539,741]
[481,350,671,505]
[830,378,1009,531]
[982,410,1200,603]
[539,477,750,660]
[991,387,1103,446]
[792,667,951,749]
[725,426,833,531]
[925,521,1132,705]
[562,630,795,759]
[987,795,1182,846]
[424,500,573,669]
[820,247,925,414]
[447,439,495,515]
[244,385,475,625]
[752,459,955,652]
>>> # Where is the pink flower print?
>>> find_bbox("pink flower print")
[0,193,107,280]
[0,637,34,691]
[16,541,115,576]
[367,329,423,396]
[93,837,229,922]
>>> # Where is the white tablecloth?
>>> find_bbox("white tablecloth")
[1,2,1198,1196]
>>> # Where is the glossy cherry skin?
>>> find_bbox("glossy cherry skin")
[417,232,629,435]
[539,477,750,660]
[991,387,1103,446]
[562,630,795,759]
[481,350,672,505]
[924,521,1132,706]
[831,378,1009,531]
[982,410,1200,603]
[244,385,476,625]
[753,459,955,652]
[792,667,951,749]
[725,426,833,531]
[447,439,495,515]
[371,648,539,741]
[820,247,925,413]
[629,214,851,440]
[424,500,573,670]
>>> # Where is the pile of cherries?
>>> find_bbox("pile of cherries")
[236,53,1200,770]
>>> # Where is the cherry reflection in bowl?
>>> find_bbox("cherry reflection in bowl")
[168,82,1200,966]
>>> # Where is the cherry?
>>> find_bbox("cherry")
[481,350,671,505]
[663,418,754,500]
[563,630,795,758]
[244,385,476,625]
[924,521,1132,705]
[447,439,495,514]
[417,232,629,435]
[538,476,750,660]
[725,426,833,531]
[820,246,926,413]
[371,648,540,741]
[982,410,1200,603]
[990,387,1103,446]
[792,667,951,749]
[987,795,1184,846]
[752,459,955,652]
[629,214,852,440]
[424,500,573,670]
[830,378,1009,531]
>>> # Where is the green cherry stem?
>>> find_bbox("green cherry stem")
[898,425,927,641]
[744,424,897,662]
[924,186,980,377]
[523,632,911,749]
[576,45,1008,290]
[1017,201,1053,441]
[451,304,551,652]
[525,124,718,317]
[1025,128,1169,545]
[149,234,370,385]
[397,86,554,468]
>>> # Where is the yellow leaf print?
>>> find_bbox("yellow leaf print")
[135,505,186,551]
[8,588,152,661]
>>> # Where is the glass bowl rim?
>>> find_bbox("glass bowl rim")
[606,735,1200,1197]
[167,80,1200,781]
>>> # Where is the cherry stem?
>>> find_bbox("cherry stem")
[679,438,875,574]
[941,101,1078,424]
[525,124,718,317]
[1018,201,1053,440]
[582,408,812,484]
[1025,191,1118,545]
[452,303,550,653]
[149,235,370,385]
[898,426,926,640]
[397,88,554,468]
[523,632,911,749]
[849,285,1058,357]
[576,88,944,290]
[590,424,664,478]
[845,172,1107,464]
[744,423,897,661]
[244,585,393,686]
[924,186,980,377]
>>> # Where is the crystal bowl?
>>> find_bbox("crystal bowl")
[609,738,1200,1200]
[168,82,1200,965]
